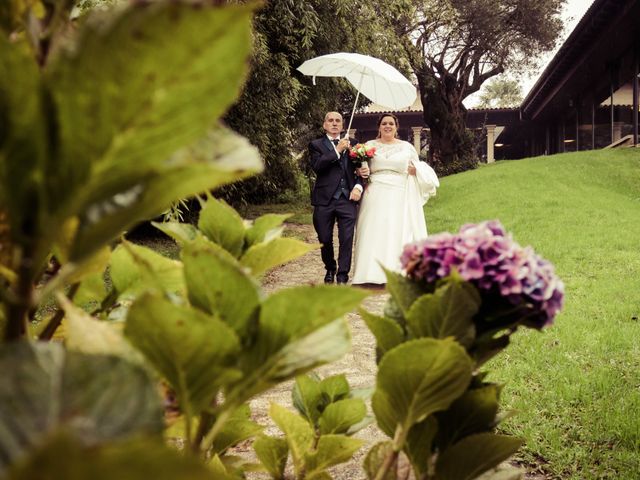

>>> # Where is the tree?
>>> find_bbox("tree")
[477,77,523,108]
[385,0,564,175]
[221,0,403,204]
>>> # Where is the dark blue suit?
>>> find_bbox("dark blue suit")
[308,135,362,281]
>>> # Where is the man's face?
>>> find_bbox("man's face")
[323,112,343,137]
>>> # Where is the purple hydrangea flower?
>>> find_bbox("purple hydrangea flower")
[400,220,564,327]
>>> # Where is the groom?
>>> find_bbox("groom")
[308,111,367,284]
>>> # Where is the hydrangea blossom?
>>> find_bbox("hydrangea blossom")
[400,220,564,327]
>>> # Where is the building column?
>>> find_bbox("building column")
[612,122,625,143]
[348,128,357,139]
[486,124,496,163]
[411,126,422,153]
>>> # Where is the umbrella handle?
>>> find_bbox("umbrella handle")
[344,72,364,139]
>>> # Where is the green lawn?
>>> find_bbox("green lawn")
[230,150,640,478]
[426,149,640,479]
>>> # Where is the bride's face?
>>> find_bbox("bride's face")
[378,116,397,139]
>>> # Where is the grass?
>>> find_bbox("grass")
[425,149,640,479]
[239,201,312,225]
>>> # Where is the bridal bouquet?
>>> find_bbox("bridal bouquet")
[348,143,375,167]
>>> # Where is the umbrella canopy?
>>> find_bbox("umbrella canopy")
[297,52,417,135]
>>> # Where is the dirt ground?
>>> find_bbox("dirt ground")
[248,223,547,479]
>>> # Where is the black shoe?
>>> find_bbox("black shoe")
[336,274,348,285]
[324,270,336,284]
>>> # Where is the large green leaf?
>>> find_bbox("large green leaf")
[211,405,262,455]
[0,36,47,249]
[404,416,438,477]
[240,237,318,277]
[293,375,323,424]
[7,433,213,480]
[124,293,241,415]
[406,278,480,348]
[318,374,350,403]
[245,213,291,246]
[60,294,143,365]
[435,433,523,480]
[152,221,199,246]
[230,319,352,406]
[372,338,473,437]
[435,383,502,449]
[250,286,367,366]
[110,242,185,301]
[318,398,367,435]
[43,0,260,261]
[304,434,364,475]
[384,269,425,315]
[360,308,404,360]
[0,342,163,474]
[182,240,260,337]
[197,197,246,258]
[253,434,288,479]
[270,404,313,476]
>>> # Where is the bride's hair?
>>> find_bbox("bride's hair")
[376,113,400,138]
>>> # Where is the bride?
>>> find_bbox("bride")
[351,114,439,286]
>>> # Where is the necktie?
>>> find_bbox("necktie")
[332,138,339,146]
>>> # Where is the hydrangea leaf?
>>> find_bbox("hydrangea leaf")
[44,1,257,250]
[240,238,318,277]
[363,441,397,480]
[404,416,438,476]
[0,342,163,474]
[253,435,288,479]
[435,383,502,449]
[181,240,260,338]
[270,404,314,475]
[124,293,241,415]
[7,433,213,480]
[318,374,350,403]
[197,197,246,258]
[110,241,185,302]
[0,36,47,251]
[293,375,323,423]
[372,338,473,437]
[360,308,404,360]
[152,221,199,246]
[318,398,367,435]
[406,278,480,348]
[211,405,263,455]
[69,128,262,262]
[245,213,291,246]
[435,433,523,480]
[304,434,365,475]
[384,268,425,315]
[60,295,143,365]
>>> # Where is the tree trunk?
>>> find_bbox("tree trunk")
[417,73,477,176]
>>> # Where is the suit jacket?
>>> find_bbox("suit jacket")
[308,136,361,206]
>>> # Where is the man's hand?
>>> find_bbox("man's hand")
[356,164,370,178]
[337,138,350,153]
[408,162,417,176]
[349,187,362,201]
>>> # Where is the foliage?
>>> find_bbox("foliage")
[477,78,523,109]
[220,0,406,205]
[254,374,370,478]
[382,0,564,174]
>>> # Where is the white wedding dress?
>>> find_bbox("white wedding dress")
[351,140,439,285]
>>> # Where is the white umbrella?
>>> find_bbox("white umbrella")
[297,52,417,136]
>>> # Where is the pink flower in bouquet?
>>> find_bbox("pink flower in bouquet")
[348,143,375,166]
[400,220,564,328]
